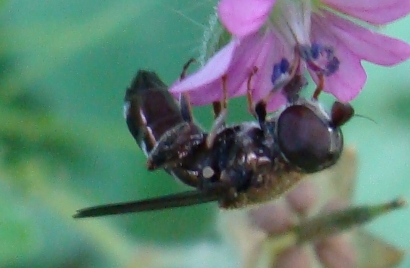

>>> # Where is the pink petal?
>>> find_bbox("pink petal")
[242,31,278,101]
[169,39,237,96]
[276,246,311,268]
[322,0,410,25]
[218,0,275,37]
[324,55,366,102]
[266,92,287,112]
[233,29,292,111]
[309,45,366,101]
[249,200,296,235]
[224,31,277,99]
[315,234,357,268]
[249,29,293,107]
[315,11,410,66]
[320,198,349,214]
[286,180,318,214]
[311,16,368,101]
[170,32,278,106]
[237,28,294,112]
[169,38,247,105]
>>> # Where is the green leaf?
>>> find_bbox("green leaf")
[0,181,41,265]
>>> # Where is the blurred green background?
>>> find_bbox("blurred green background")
[0,0,409,267]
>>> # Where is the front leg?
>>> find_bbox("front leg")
[207,76,230,148]
[178,58,196,123]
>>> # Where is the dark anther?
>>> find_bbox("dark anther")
[299,43,340,76]
[310,43,321,59]
[271,58,290,84]
[325,57,340,76]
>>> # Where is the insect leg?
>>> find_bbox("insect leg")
[246,66,259,118]
[312,73,324,100]
[179,58,196,80]
[206,109,227,148]
[207,75,229,147]
[178,59,197,123]
[254,101,268,127]
[212,74,229,119]
[212,101,223,120]
[179,93,194,123]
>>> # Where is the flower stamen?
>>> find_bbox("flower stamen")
[299,43,340,76]
[271,58,290,87]
[247,66,259,116]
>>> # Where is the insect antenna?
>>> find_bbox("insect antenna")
[353,114,377,124]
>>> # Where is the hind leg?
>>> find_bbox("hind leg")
[178,58,197,123]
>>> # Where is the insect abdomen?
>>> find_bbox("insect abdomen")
[124,70,184,154]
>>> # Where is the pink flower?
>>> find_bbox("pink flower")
[251,185,358,268]
[170,0,410,111]
[219,148,406,268]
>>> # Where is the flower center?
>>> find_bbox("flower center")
[299,43,340,76]
[269,0,313,46]
[271,57,307,101]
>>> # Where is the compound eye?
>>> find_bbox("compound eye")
[277,105,341,172]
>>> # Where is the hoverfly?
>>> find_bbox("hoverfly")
[74,62,353,218]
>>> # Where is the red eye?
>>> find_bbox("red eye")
[277,105,343,173]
